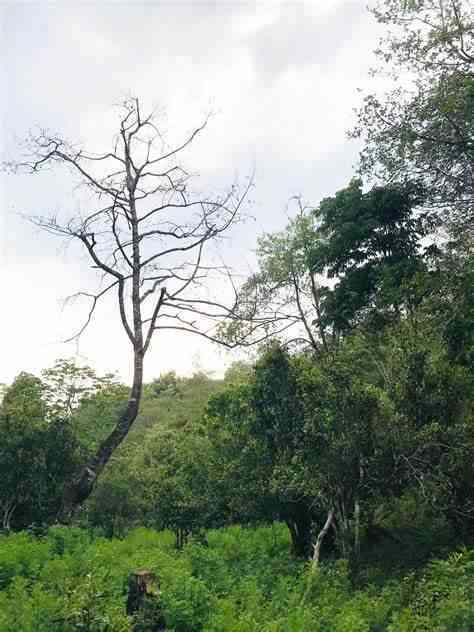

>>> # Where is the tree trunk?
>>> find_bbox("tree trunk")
[300,509,335,606]
[61,349,144,518]
[354,497,361,560]
[127,569,159,614]
[2,501,16,531]
[311,509,335,567]
[175,528,188,550]
[127,569,165,630]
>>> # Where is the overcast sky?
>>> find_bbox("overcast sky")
[0,1,382,385]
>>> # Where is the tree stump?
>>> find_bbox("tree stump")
[127,569,165,630]
[127,570,157,614]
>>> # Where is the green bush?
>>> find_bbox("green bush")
[0,532,52,590]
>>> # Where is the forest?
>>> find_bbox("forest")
[1,1,473,630]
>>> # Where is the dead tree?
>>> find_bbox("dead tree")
[12,98,277,516]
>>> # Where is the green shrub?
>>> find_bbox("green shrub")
[0,532,52,590]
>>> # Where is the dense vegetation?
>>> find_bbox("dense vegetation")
[1,523,474,631]
[1,0,473,629]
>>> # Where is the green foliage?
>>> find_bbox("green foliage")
[41,358,119,420]
[218,207,329,352]
[0,377,80,530]
[137,371,222,434]
[353,0,474,231]
[226,176,435,350]
[1,518,474,630]
[0,524,291,631]
[71,382,129,456]
[314,178,432,333]
[84,373,225,537]
[389,549,474,631]
[0,531,52,590]
[0,361,126,532]
[1,372,47,425]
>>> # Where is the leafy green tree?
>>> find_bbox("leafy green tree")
[41,358,118,420]
[314,178,433,333]
[140,428,219,547]
[205,378,277,527]
[353,0,474,231]
[0,361,127,530]
[223,360,254,385]
[429,231,474,369]
[206,343,385,560]
[248,344,315,556]
[294,337,401,562]
[227,178,433,349]
[0,373,79,530]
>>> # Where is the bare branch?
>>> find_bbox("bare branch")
[143,287,166,354]
[62,281,118,343]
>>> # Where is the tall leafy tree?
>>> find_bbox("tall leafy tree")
[225,207,331,353]
[0,361,127,530]
[353,0,474,230]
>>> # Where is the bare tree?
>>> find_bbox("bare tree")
[11,98,267,516]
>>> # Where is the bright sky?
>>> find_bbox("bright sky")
[0,1,382,385]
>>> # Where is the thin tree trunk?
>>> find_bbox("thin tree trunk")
[300,508,335,606]
[336,495,352,559]
[354,497,361,560]
[311,509,335,567]
[309,272,329,353]
[62,349,143,518]
[2,501,16,531]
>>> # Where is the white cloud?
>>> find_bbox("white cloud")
[1,0,383,385]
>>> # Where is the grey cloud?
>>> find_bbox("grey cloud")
[248,2,368,79]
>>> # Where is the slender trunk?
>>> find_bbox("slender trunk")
[2,501,16,531]
[336,496,351,559]
[62,351,143,518]
[300,509,335,606]
[354,497,361,560]
[311,508,335,567]
[309,272,328,353]
[291,269,320,353]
